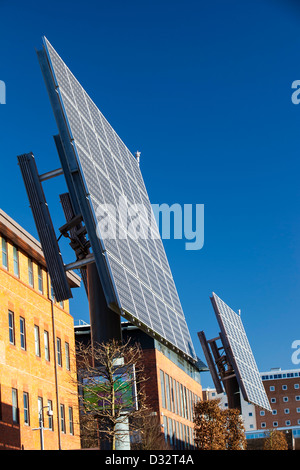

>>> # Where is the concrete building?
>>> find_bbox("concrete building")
[74,321,207,449]
[0,209,81,450]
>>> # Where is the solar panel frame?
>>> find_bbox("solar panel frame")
[39,37,196,361]
[17,152,72,302]
[211,292,271,411]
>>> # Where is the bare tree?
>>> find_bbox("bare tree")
[131,412,171,450]
[76,338,149,450]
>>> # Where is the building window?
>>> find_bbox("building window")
[23,392,30,425]
[173,379,178,415]
[163,415,168,442]
[285,420,291,426]
[65,342,70,371]
[48,400,53,431]
[177,381,181,416]
[50,281,55,301]
[284,408,290,414]
[165,374,171,411]
[38,397,44,426]
[8,310,15,345]
[283,397,289,402]
[13,246,19,277]
[297,408,300,413]
[261,422,266,428]
[44,330,50,362]
[271,398,276,403]
[273,421,278,427]
[20,317,26,350]
[60,404,66,433]
[28,258,34,287]
[260,410,265,416]
[272,409,277,415]
[57,338,62,367]
[282,385,287,390]
[38,266,43,294]
[295,396,300,401]
[160,370,166,408]
[34,325,40,357]
[270,386,275,391]
[2,237,8,269]
[69,407,74,435]
[12,388,18,424]
[295,384,299,389]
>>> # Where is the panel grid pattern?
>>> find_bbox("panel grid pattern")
[212,293,271,411]
[43,37,196,360]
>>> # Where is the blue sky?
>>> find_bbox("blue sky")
[1,0,300,388]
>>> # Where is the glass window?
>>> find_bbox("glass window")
[160,370,166,408]
[273,421,278,427]
[65,342,70,371]
[28,258,34,287]
[13,246,19,277]
[2,237,7,269]
[173,379,178,415]
[8,310,15,345]
[285,420,291,426]
[60,404,65,433]
[283,397,289,402]
[38,397,43,426]
[44,330,50,362]
[12,388,18,424]
[168,418,173,445]
[295,384,300,389]
[48,400,53,431]
[50,281,55,301]
[270,386,275,391]
[69,407,74,435]
[261,422,266,428]
[282,385,287,390]
[163,415,168,442]
[57,338,62,366]
[34,325,40,357]
[296,396,300,401]
[165,374,171,411]
[20,317,26,350]
[272,410,277,415]
[38,266,43,294]
[284,408,290,414]
[271,398,276,403]
[23,392,29,425]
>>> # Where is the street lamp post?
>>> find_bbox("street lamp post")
[33,405,53,450]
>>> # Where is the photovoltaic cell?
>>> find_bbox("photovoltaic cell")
[42,37,196,361]
[211,292,271,411]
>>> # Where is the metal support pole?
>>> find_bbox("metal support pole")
[86,263,130,450]
[86,262,122,347]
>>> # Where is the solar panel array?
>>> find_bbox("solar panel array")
[43,37,196,361]
[211,293,271,411]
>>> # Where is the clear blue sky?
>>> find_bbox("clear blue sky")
[1,0,300,388]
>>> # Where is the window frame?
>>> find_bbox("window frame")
[20,316,26,350]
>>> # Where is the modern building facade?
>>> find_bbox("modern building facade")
[75,321,206,449]
[0,209,81,450]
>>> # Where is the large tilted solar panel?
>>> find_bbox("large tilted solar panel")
[211,293,271,411]
[42,37,196,360]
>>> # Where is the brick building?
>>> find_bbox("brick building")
[75,321,206,449]
[0,209,81,450]
[256,368,300,430]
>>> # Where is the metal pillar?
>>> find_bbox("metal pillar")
[86,262,122,346]
[86,262,130,450]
